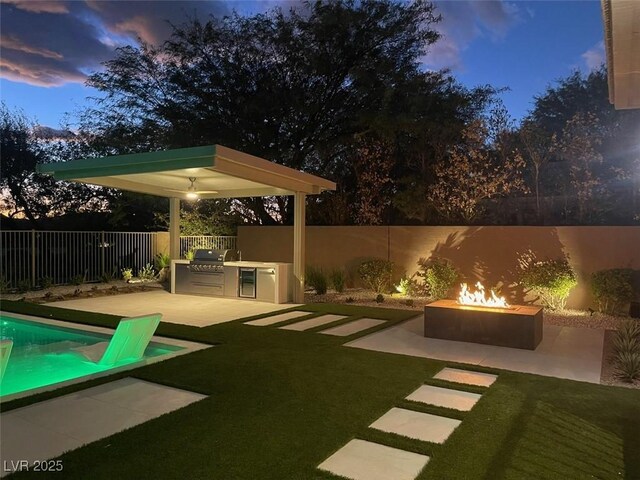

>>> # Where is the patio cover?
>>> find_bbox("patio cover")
[602,0,640,109]
[37,144,336,302]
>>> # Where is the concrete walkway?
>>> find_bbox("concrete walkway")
[50,290,298,327]
[347,316,604,383]
[0,378,206,477]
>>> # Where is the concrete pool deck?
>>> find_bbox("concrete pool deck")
[0,378,206,477]
[49,290,299,327]
[347,315,605,384]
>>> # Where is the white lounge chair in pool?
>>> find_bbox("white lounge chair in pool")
[72,313,162,366]
[0,339,13,381]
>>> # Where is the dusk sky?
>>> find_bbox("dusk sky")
[0,0,605,129]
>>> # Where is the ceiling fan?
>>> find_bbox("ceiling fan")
[166,177,218,199]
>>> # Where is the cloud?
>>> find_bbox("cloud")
[0,0,240,87]
[3,0,69,14]
[423,0,521,71]
[84,1,231,46]
[581,41,605,71]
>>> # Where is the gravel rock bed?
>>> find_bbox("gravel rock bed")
[1,280,164,304]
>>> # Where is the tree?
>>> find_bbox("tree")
[427,120,527,223]
[519,120,554,222]
[352,135,394,225]
[0,103,108,228]
[83,0,446,225]
[153,199,241,235]
[528,68,640,224]
[556,112,604,223]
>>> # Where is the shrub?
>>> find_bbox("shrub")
[613,319,640,382]
[100,271,113,283]
[330,269,346,293]
[185,250,196,261]
[405,298,415,307]
[17,279,31,293]
[375,293,384,303]
[416,258,458,300]
[518,258,577,310]
[40,276,54,289]
[0,275,9,293]
[70,274,84,286]
[591,268,634,315]
[138,263,156,281]
[155,252,171,270]
[345,297,355,303]
[121,267,133,281]
[306,266,328,295]
[358,259,393,294]
[395,275,418,297]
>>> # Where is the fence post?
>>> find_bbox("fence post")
[101,231,106,277]
[31,229,36,287]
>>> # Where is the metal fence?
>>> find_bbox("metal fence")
[179,236,237,257]
[0,231,237,289]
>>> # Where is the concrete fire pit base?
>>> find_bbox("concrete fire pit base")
[424,300,543,350]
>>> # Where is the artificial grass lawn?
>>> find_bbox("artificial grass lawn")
[2,300,640,480]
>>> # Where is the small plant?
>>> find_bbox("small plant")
[17,279,31,293]
[518,258,577,311]
[72,288,82,297]
[375,293,385,303]
[306,266,328,295]
[358,258,393,294]
[110,285,119,292]
[138,263,156,281]
[121,267,133,282]
[591,268,634,315]
[615,351,640,382]
[416,258,458,300]
[91,285,99,292]
[395,275,418,297]
[70,274,85,286]
[0,275,9,294]
[405,298,415,307]
[613,319,640,382]
[40,276,54,289]
[330,269,346,293]
[185,249,196,261]
[100,271,113,283]
[155,252,171,270]
[43,291,53,299]
[345,297,355,303]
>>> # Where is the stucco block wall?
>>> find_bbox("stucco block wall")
[238,226,640,309]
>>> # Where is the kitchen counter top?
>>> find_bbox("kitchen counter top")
[171,260,291,268]
[224,261,292,268]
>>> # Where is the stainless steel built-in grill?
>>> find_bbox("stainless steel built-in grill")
[176,249,238,296]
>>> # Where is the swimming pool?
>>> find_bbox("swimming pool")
[0,313,204,401]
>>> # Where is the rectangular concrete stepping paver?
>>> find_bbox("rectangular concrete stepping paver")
[279,314,348,331]
[320,318,386,336]
[318,439,429,480]
[0,378,206,476]
[406,384,482,411]
[369,407,461,444]
[434,367,498,387]
[244,311,311,326]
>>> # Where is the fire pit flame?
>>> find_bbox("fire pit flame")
[458,282,509,308]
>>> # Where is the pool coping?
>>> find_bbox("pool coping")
[0,311,211,403]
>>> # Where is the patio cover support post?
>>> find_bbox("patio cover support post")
[169,197,180,260]
[293,192,306,303]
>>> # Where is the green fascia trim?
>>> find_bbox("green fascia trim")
[36,145,217,179]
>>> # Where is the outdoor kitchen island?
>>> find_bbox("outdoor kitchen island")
[171,252,293,304]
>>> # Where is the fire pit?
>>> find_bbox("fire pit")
[424,283,543,350]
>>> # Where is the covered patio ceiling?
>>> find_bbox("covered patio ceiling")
[36,144,335,199]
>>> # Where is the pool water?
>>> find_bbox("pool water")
[0,314,180,399]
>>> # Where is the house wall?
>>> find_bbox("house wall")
[237,225,640,309]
